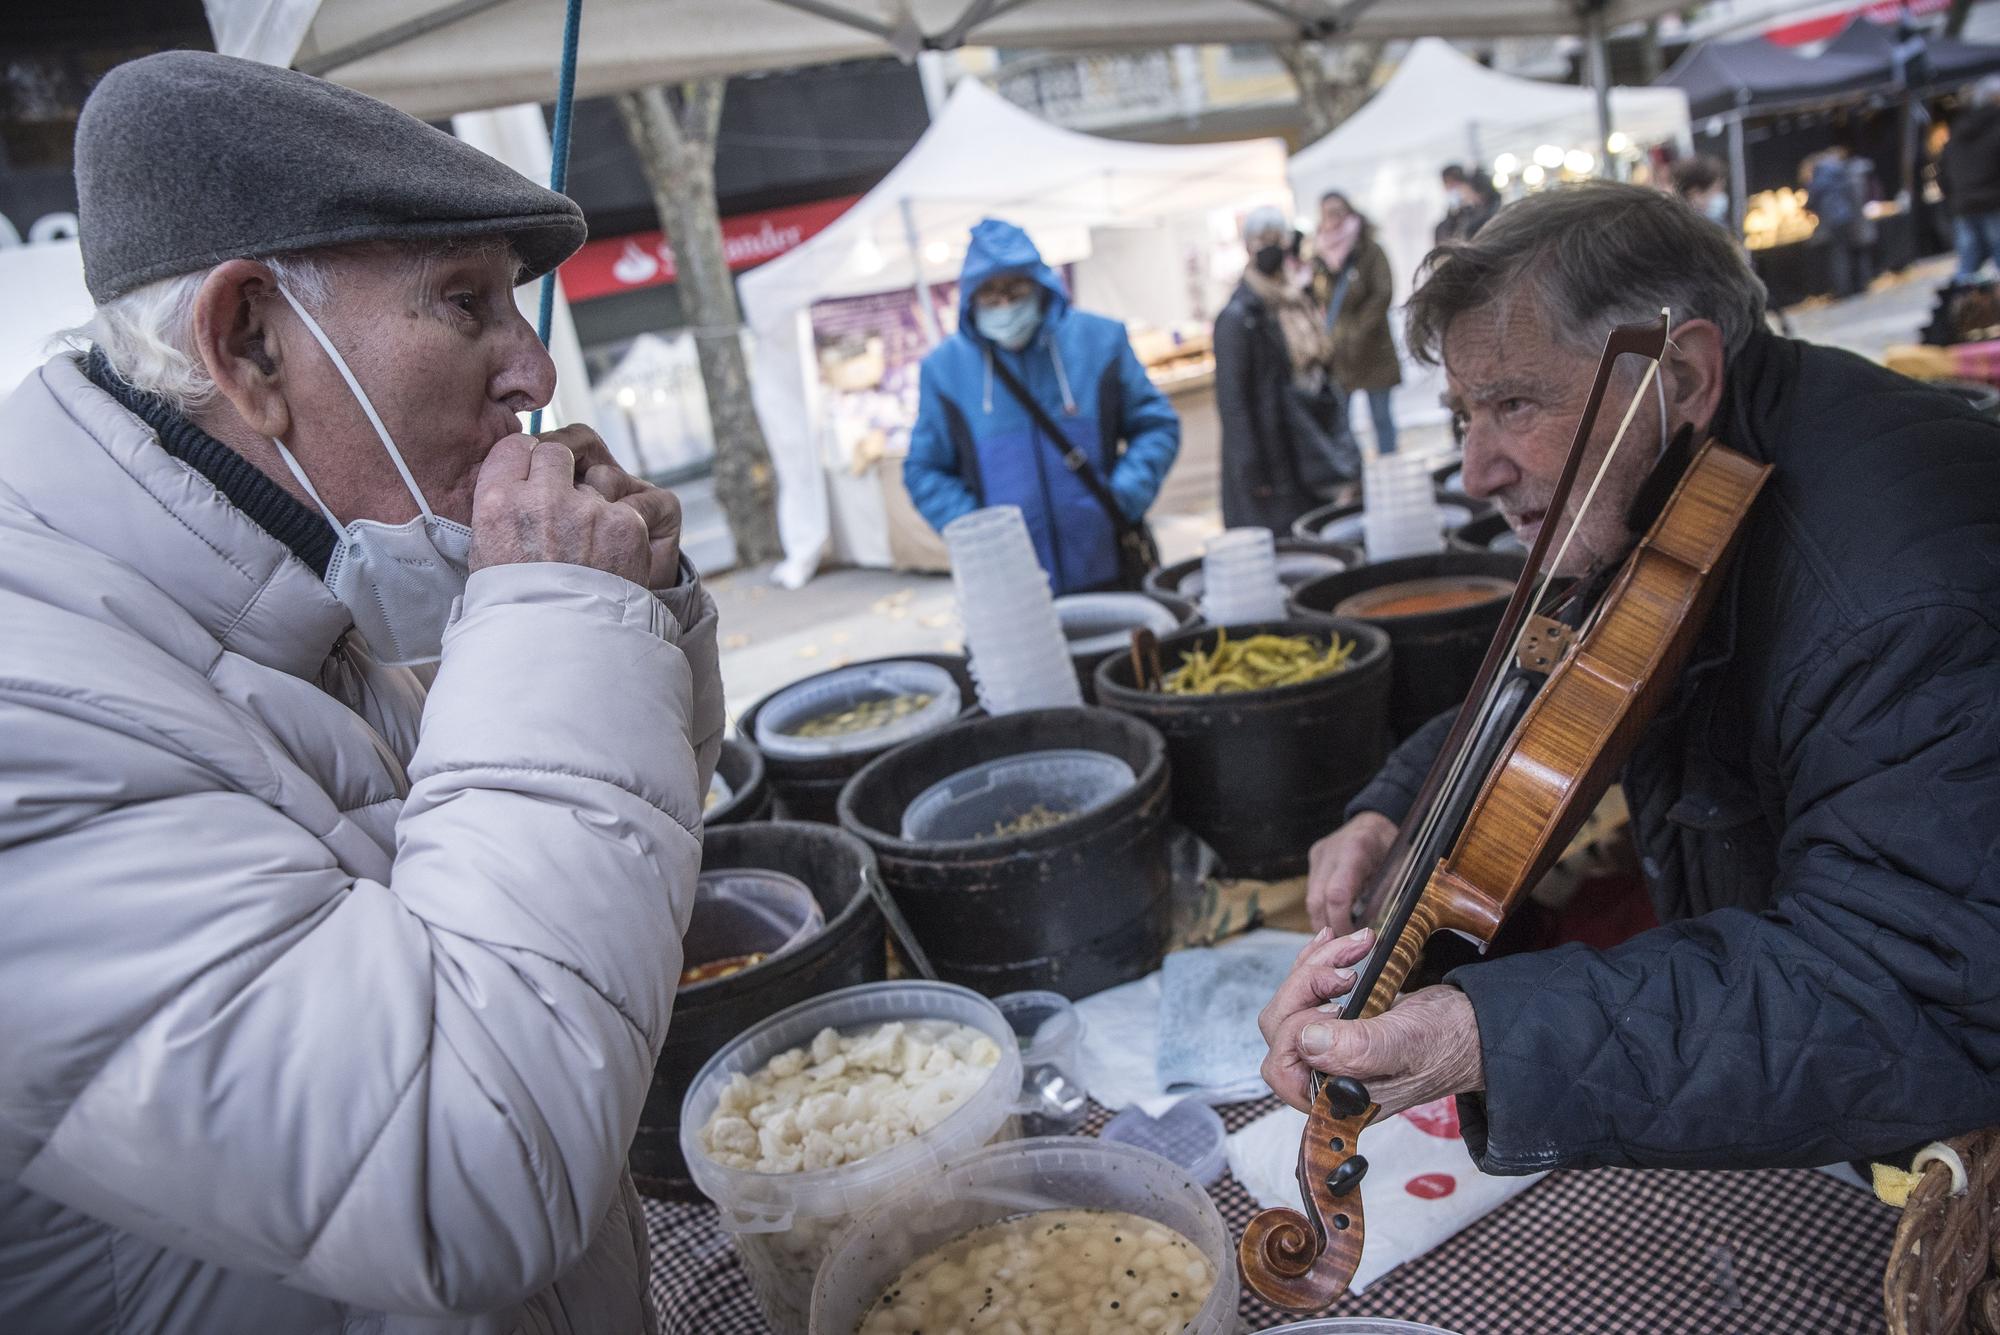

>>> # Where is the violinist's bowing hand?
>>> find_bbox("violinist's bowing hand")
[1260,935,1485,1117]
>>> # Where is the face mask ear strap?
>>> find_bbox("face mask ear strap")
[270,436,345,533]
[275,284,437,521]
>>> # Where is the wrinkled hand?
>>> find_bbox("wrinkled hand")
[536,424,684,589]
[1306,811,1397,933]
[468,434,651,586]
[1258,926,1485,1118]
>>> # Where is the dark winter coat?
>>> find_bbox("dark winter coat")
[1943,105,2000,217]
[1318,233,1402,393]
[1213,280,1319,533]
[1346,329,2000,1174]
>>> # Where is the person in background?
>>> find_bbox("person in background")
[1804,143,1878,298]
[904,218,1180,595]
[1436,164,1501,245]
[1215,205,1344,532]
[1314,190,1402,455]
[1670,155,1734,234]
[1942,75,2000,282]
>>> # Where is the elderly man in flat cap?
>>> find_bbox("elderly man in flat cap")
[0,51,723,1334]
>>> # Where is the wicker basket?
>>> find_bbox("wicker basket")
[1885,1129,2000,1334]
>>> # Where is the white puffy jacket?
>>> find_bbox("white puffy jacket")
[0,355,724,1333]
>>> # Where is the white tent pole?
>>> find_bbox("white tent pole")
[296,0,508,76]
[899,197,942,345]
[1727,111,1749,235]
[917,50,952,118]
[762,0,897,40]
[1584,6,1615,176]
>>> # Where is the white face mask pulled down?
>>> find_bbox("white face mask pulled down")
[269,285,474,667]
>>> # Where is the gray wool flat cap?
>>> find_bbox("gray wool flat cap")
[75,50,586,303]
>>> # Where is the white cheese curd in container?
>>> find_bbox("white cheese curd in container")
[681,982,1023,1335]
[810,1137,1239,1335]
[856,1207,1214,1334]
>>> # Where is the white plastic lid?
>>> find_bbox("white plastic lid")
[681,869,825,988]
[752,661,961,760]
[1255,1321,1462,1333]
[1320,503,1473,549]
[1055,592,1182,658]
[899,748,1136,843]
[1099,1097,1228,1187]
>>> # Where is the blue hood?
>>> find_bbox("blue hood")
[957,218,1069,340]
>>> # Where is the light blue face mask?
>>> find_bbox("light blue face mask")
[974,296,1042,351]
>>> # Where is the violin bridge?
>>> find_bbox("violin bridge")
[1516,615,1574,673]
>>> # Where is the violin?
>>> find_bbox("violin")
[1239,313,1772,1311]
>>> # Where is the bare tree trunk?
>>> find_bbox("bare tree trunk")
[1275,39,1384,147]
[617,82,782,567]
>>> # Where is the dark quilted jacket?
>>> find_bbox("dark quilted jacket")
[1345,330,2000,1173]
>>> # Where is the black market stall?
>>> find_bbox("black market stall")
[1659,21,2000,306]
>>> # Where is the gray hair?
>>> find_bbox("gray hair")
[68,253,333,416]
[68,237,517,417]
[1404,181,1769,367]
[1243,205,1290,245]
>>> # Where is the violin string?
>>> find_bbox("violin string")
[1529,357,1661,614]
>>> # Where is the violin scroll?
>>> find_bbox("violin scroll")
[1238,1074,1375,1311]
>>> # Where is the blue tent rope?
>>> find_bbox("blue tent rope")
[529,0,583,435]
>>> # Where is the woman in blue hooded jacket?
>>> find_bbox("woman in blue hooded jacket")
[904,218,1181,595]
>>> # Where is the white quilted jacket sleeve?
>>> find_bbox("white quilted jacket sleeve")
[1,561,723,1316]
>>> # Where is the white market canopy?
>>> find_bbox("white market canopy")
[210,0,1701,119]
[739,77,1290,584]
[1286,38,1689,450]
[1291,37,1692,306]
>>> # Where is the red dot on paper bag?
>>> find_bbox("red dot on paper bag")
[1400,1098,1461,1139]
[1406,1172,1457,1199]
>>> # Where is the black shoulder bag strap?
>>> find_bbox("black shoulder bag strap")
[985,350,1160,583]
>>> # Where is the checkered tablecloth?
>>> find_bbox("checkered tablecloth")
[647,1098,1899,1333]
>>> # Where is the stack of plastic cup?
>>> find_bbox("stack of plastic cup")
[1199,527,1287,624]
[1361,451,1446,561]
[945,506,1084,714]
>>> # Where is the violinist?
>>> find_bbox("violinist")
[1262,181,2000,1174]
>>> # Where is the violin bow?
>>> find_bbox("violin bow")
[1239,312,1673,1312]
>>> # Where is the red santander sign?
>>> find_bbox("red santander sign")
[560,195,858,302]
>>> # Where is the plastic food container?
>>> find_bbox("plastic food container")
[947,506,1083,715]
[1318,503,1472,550]
[898,748,1137,843]
[752,662,962,761]
[810,1136,1240,1335]
[1255,1321,1462,1333]
[702,770,734,819]
[1099,1096,1228,1187]
[1178,549,1348,598]
[1055,592,1183,659]
[680,981,1024,1335]
[994,990,1088,1136]
[680,869,825,991]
